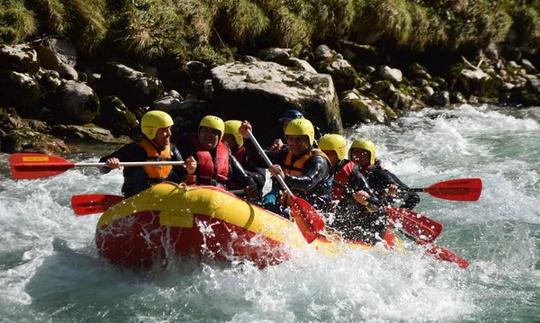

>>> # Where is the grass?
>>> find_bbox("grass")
[0,0,539,65]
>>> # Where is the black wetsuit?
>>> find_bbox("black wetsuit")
[245,140,332,210]
[330,160,387,244]
[361,163,420,209]
[100,140,187,197]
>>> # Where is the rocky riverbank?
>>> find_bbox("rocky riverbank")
[1,39,539,154]
[1,1,540,153]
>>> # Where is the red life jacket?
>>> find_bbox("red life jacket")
[138,138,173,182]
[332,160,355,201]
[192,135,230,185]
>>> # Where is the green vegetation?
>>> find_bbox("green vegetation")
[1,0,539,63]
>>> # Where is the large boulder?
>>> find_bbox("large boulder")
[59,80,100,124]
[97,96,139,137]
[312,45,360,93]
[34,38,78,80]
[51,124,131,144]
[0,44,39,73]
[340,90,397,126]
[100,63,164,107]
[211,61,342,145]
[0,71,44,118]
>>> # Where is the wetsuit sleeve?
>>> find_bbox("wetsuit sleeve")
[243,138,285,168]
[284,155,329,192]
[386,171,420,209]
[228,153,257,189]
[350,166,381,207]
[98,143,145,174]
[167,144,188,183]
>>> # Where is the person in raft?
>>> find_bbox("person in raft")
[239,118,332,217]
[269,109,305,152]
[174,115,257,196]
[223,120,266,199]
[349,138,420,209]
[318,134,387,243]
[100,110,197,197]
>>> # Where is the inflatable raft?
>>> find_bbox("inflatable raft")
[96,182,399,268]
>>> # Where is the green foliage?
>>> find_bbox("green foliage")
[508,5,540,50]
[220,0,270,46]
[26,0,67,35]
[61,0,107,55]
[0,0,37,43]
[310,0,355,41]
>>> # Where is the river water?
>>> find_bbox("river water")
[0,105,538,322]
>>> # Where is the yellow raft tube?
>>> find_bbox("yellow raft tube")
[96,182,399,268]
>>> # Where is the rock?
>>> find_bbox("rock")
[57,62,78,80]
[211,61,342,145]
[430,91,450,107]
[340,90,396,125]
[313,45,359,93]
[152,96,183,113]
[98,96,139,137]
[408,63,432,80]
[59,80,100,124]
[34,38,77,69]
[314,45,334,60]
[0,44,39,73]
[51,124,131,144]
[450,91,467,104]
[0,71,44,118]
[258,48,292,61]
[168,89,182,99]
[453,67,500,98]
[521,59,537,74]
[100,63,164,107]
[379,65,403,83]
[1,129,69,154]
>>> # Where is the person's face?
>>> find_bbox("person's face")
[198,126,221,150]
[322,150,338,167]
[222,134,238,151]
[350,148,371,167]
[153,127,172,147]
[286,135,310,156]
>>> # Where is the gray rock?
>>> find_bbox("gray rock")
[380,66,403,83]
[100,63,164,107]
[430,91,450,107]
[51,123,130,144]
[60,80,100,123]
[98,96,138,137]
[57,62,78,80]
[152,96,183,113]
[1,128,69,154]
[521,59,537,74]
[340,90,396,125]
[211,61,342,144]
[0,44,39,73]
[34,38,77,68]
[258,48,292,61]
[314,45,334,60]
[0,71,44,117]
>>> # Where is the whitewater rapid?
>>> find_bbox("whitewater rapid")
[0,104,538,322]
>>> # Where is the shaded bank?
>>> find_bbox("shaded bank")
[1,0,540,153]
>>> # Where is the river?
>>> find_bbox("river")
[0,104,538,322]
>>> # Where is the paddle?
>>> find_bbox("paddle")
[9,153,185,179]
[246,130,324,243]
[385,207,442,243]
[420,241,469,269]
[71,194,124,215]
[410,178,482,201]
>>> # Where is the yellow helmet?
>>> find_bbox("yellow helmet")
[199,115,225,139]
[350,138,376,165]
[141,110,174,140]
[319,134,348,161]
[224,120,243,146]
[285,118,315,145]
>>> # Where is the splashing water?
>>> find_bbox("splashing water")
[0,105,538,322]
